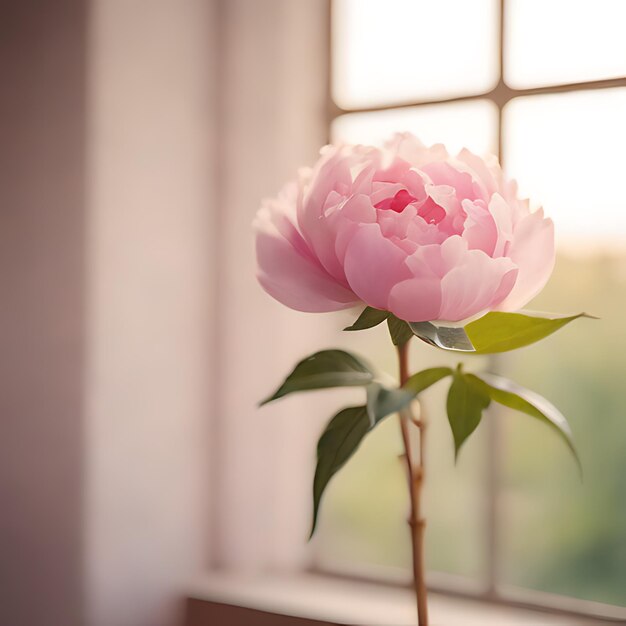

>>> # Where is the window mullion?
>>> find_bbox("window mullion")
[484,0,507,598]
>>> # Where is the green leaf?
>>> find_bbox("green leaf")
[409,321,475,352]
[465,311,593,354]
[446,369,491,458]
[344,306,389,331]
[312,378,423,537]
[366,368,453,426]
[366,383,415,422]
[468,372,581,474]
[311,405,380,537]
[403,367,454,395]
[260,349,374,405]
[387,314,414,346]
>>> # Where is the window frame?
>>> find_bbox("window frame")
[318,1,626,622]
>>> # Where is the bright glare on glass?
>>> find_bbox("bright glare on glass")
[505,0,626,88]
[332,100,499,157]
[503,88,626,249]
[333,0,499,109]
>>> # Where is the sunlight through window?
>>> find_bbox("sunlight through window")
[504,88,626,249]
[332,100,498,156]
[505,0,626,88]
[333,0,499,108]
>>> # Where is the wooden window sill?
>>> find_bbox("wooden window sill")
[185,573,608,625]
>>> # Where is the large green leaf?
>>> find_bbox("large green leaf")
[403,367,454,395]
[468,372,581,473]
[260,349,374,405]
[311,405,380,537]
[446,369,491,458]
[387,314,414,346]
[344,306,389,331]
[312,376,432,537]
[366,383,415,422]
[465,311,592,354]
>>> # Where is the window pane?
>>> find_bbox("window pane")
[503,88,626,249]
[333,0,499,109]
[500,257,626,610]
[505,0,626,88]
[501,88,626,609]
[332,100,499,156]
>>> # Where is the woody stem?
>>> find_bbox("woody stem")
[397,341,428,626]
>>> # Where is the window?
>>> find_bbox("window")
[314,1,626,621]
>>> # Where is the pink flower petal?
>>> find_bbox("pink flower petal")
[406,244,446,278]
[343,223,411,310]
[421,162,477,201]
[385,133,449,168]
[455,148,501,198]
[256,224,358,312]
[496,209,555,311]
[297,147,353,282]
[488,194,514,257]
[334,195,377,263]
[440,235,467,269]
[406,236,466,279]
[378,204,417,239]
[461,199,497,255]
[439,251,517,322]
[388,278,442,322]
[370,182,405,206]
[405,219,445,246]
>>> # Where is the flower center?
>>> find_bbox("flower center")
[374,188,447,226]
[374,189,416,213]
[417,197,446,225]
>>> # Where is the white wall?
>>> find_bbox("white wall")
[1,0,217,625]
[211,0,332,572]
[86,0,216,625]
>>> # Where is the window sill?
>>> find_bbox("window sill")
[185,572,608,625]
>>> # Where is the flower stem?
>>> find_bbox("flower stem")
[397,341,428,626]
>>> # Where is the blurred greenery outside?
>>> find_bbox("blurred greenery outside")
[315,253,626,607]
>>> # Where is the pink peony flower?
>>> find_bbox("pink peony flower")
[254,133,555,323]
